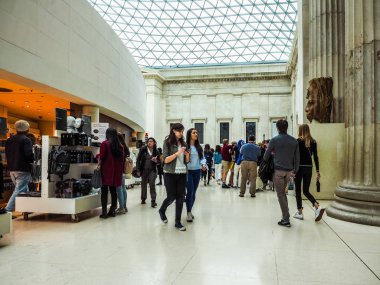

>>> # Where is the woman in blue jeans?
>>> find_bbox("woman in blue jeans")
[116,133,130,214]
[185,128,206,223]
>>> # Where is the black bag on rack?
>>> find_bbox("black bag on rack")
[55,179,75,198]
[73,179,92,196]
[48,147,71,181]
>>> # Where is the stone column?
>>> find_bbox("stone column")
[82,106,99,123]
[298,0,310,124]
[232,94,242,141]
[182,95,191,129]
[308,0,345,123]
[327,0,380,226]
[207,95,216,147]
[144,76,163,140]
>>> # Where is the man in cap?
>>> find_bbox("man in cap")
[3,120,34,213]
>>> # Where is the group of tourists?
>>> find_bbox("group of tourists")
[1,118,324,230]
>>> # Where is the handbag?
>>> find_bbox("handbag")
[132,166,141,178]
[91,166,102,189]
[124,157,133,174]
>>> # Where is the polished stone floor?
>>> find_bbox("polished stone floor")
[1,182,380,285]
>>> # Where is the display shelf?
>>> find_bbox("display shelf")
[0,212,12,238]
[15,135,101,222]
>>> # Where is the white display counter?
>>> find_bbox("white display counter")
[15,136,101,222]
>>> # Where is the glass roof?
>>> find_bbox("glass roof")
[89,0,297,69]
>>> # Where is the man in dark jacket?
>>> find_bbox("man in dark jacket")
[4,120,34,212]
[263,120,299,227]
[136,137,159,207]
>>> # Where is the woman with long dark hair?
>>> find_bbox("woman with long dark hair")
[158,123,190,231]
[294,124,324,222]
[185,128,206,223]
[116,133,130,214]
[99,128,124,218]
[136,137,159,207]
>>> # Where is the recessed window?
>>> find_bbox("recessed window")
[194,123,204,144]
[220,122,229,144]
[245,122,256,142]
[272,121,279,138]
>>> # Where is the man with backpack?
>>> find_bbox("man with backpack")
[2,120,34,213]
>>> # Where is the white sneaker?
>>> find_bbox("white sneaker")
[315,208,325,222]
[293,211,304,220]
[187,212,193,222]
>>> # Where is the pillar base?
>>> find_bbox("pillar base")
[327,185,380,226]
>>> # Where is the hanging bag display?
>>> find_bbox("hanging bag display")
[91,165,102,189]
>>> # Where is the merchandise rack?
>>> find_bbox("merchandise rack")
[16,136,101,222]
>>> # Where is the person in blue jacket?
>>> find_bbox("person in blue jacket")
[233,139,245,188]
[213,145,222,184]
[185,128,206,223]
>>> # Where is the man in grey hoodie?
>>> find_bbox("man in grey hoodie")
[263,119,299,227]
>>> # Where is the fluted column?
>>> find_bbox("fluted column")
[309,0,345,123]
[327,0,380,226]
[232,94,242,141]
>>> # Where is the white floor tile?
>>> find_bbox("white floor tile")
[0,181,379,284]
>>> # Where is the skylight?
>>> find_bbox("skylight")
[89,0,297,68]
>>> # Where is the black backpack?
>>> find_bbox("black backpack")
[48,147,71,181]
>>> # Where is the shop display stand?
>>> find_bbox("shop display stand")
[15,136,101,222]
[0,212,11,238]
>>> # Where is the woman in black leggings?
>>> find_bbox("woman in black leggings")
[158,123,190,231]
[293,124,324,222]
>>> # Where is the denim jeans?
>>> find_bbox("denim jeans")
[186,169,201,212]
[6,171,31,212]
[117,175,127,209]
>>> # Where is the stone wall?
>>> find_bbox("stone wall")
[144,64,293,147]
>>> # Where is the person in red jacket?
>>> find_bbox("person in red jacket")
[99,128,124,219]
[221,139,232,188]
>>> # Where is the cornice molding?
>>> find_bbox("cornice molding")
[191,118,208,123]
[166,118,182,123]
[143,73,166,83]
[164,73,289,84]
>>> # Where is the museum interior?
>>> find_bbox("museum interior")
[0,0,379,284]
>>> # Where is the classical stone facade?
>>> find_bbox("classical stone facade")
[143,64,293,147]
